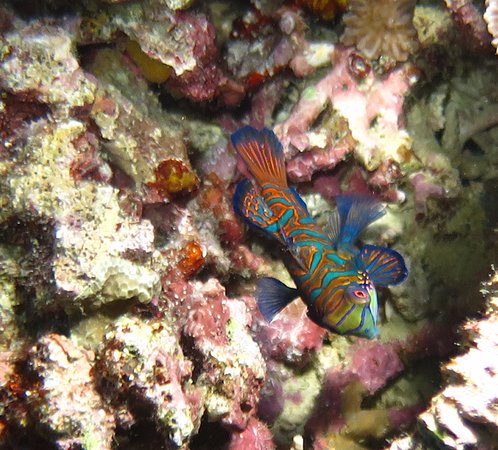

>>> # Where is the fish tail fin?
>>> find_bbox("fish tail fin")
[256,277,298,322]
[231,126,288,189]
[233,179,282,240]
[336,195,385,246]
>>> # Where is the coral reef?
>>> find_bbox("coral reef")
[0,0,497,449]
[1,117,161,310]
[341,0,419,62]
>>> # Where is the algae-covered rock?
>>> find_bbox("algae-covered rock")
[1,118,160,310]
[96,315,203,447]
[414,269,498,449]
[26,334,116,450]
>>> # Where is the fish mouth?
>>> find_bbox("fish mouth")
[349,297,369,305]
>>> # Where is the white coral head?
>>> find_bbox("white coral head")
[341,0,419,62]
[484,0,498,54]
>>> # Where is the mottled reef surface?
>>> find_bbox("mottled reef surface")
[0,0,497,449]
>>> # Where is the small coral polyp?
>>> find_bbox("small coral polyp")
[341,0,419,61]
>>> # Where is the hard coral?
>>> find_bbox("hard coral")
[0,22,96,113]
[253,302,326,367]
[161,277,266,431]
[341,0,419,61]
[88,48,197,200]
[96,315,202,447]
[226,7,307,90]
[275,46,417,182]
[417,270,498,448]
[27,334,115,449]
[485,0,498,54]
[3,118,160,310]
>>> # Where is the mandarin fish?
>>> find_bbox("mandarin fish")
[231,126,407,339]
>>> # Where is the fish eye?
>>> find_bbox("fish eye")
[354,290,367,299]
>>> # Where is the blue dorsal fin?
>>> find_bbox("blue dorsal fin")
[289,186,309,213]
[336,195,385,246]
[233,179,281,240]
[355,244,408,286]
[256,277,299,322]
[324,209,341,245]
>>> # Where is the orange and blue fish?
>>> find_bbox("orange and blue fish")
[231,126,407,339]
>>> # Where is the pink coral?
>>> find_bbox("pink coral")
[164,278,266,431]
[409,171,446,218]
[275,46,418,182]
[305,370,354,435]
[388,404,425,430]
[445,0,493,51]
[253,302,326,367]
[164,11,223,102]
[350,340,404,394]
[228,417,275,450]
[286,144,352,183]
[257,369,285,424]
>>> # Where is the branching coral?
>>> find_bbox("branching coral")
[341,0,419,61]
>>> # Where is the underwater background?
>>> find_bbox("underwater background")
[0,0,497,448]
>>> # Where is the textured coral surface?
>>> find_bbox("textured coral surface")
[0,0,497,449]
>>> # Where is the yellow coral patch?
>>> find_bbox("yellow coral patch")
[125,39,172,84]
